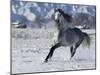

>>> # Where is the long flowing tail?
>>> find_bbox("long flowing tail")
[82,32,91,47]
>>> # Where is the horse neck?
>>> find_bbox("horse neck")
[59,15,73,30]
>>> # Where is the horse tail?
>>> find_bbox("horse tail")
[82,32,91,48]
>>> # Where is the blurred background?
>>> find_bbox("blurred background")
[11,0,96,29]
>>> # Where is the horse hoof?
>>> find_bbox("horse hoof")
[69,57,72,61]
[44,60,48,63]
[44,61,48,63]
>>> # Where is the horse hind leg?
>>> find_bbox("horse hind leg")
[44,43,61,63]
[70,46,73,56]
[71,45,76,58]
[71,39,83,58]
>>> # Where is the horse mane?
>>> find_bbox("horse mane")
[57,9,72,23]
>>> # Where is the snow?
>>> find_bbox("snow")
[33,3,38,7]
[12,28,96,74]
[12,5,17,14]
[44,3,49,7]
[23,8,36,21]
[77,6,88,13]
[17,7,24,15]
[37,7,41,12]
[45,9,54,19]
[19,1,24,7]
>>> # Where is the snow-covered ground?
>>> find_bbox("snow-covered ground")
[11,28,96,74]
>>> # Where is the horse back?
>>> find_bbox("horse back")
[58,28,84,46]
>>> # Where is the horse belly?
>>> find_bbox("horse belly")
[58,31,80,46]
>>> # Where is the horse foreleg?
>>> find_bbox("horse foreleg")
[44,43,61,63]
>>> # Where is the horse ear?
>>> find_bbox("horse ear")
[58,9,63,12]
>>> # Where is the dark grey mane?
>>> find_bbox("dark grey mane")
[56,9,72,23]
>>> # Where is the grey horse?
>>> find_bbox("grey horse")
[44,9,90,62]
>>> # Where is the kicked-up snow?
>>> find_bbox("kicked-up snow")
[11,28,96,74]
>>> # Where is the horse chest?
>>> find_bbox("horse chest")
[52,30,59,44]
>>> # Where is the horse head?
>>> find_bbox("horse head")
[54,8,72,23]
[53,9,61,23]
